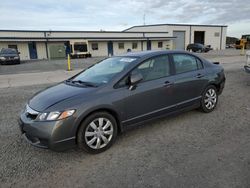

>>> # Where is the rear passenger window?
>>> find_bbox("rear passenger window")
[132,55,170,82]
[173,54,202,74]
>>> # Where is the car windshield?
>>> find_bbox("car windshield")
[69,56,137,86]
[0,48,17,54]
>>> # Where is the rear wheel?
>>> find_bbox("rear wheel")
[77,111,118,154]
[199,85,218,113]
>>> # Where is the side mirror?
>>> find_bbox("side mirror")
[129,72,143,90]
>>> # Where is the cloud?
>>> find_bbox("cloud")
[0,0,249,36]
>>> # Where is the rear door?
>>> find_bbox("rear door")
[120,55,176,125]
[170,53,208,107]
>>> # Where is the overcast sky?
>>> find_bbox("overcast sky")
[0,0,250,38]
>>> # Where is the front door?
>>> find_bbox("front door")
[28,42,38,59]
[147,40,151,50]
[107,41,113,56]
[122,54,176,125]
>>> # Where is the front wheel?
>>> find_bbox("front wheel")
[77,111,118,154]
[199,86,218,113]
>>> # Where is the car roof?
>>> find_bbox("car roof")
[119,50,188,58]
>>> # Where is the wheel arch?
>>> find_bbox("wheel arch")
[74,107,123,142]
[205,82,222,94]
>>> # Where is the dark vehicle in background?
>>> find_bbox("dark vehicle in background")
[187,43,213,53]
[19,50,225,154]
[0,48,20,65]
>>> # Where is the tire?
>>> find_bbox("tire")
[199,85,218,113]
[77,111,118,154]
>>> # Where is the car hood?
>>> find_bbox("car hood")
[29,83,94,112]
[0,54,18,57]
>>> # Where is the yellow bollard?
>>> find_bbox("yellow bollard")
[240,45,245,56]
[67,54,71,71]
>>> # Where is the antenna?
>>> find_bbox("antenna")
[143,13,146,25]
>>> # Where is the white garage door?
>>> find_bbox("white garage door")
[173,31,185,50]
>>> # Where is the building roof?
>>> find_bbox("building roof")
[123,23,228,32]
[0,30,174,42]
[0,29,169,34]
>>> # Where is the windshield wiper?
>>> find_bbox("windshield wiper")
[70,80,97,87]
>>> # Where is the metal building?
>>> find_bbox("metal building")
[0,24,227,60]
[125,24,227,50]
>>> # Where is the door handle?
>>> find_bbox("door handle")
[196,73,204,78]
[164,81,174,87]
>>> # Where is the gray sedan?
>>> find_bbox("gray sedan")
[19,50,225,153]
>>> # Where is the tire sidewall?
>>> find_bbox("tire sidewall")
[201,85,218,113]
[77,111,118,154]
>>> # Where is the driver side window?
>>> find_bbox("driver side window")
[115,55,170,88]
[132,55,170,82]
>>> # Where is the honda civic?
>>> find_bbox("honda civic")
[19,50,225,153]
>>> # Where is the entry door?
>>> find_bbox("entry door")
[173,31,185,50]
[147,40,151,50]
[28,42,38,59]
[122,55,176,125]
[107,41,113,56]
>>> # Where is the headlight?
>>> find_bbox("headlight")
[0,57,6,60]
[36,110,75,121]
[14,57,19,60]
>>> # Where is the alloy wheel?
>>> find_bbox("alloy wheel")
[204,88,217,110]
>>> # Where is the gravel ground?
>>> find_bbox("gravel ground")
[0,50,250,187]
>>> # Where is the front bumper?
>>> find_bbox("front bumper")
[18,113,77,151]
[218,77,226,95]
[244,65,250,73]
[0,59,20,65]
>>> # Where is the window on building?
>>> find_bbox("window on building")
[158,42,163,48]
[172,54,203,74]
[74,43,87,52]
[8,45,18,50]
[214,32,220,37]
[132,55,170,82]
[92,43,98,50]
[118,43,124,49]
[132,42,138,49]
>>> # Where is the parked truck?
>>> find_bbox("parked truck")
[69,40,91,58]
